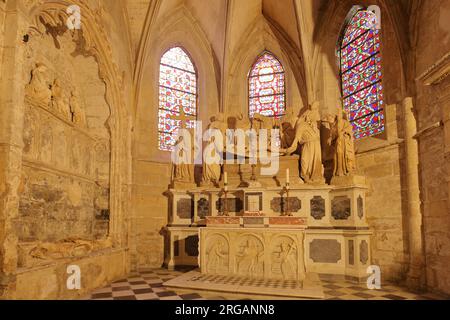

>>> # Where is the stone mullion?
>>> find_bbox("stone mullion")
[0,3,29,298]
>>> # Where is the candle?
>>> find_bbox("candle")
[224,172,228,185]
[286,168,290,184]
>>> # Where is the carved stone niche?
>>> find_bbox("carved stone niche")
[331,196,351,220]
[310,196,325,220]
[270,197,302,213]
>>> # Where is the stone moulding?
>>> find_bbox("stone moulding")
[417,51,450,85]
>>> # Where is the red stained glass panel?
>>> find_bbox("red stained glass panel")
[249,52,285,118]
[339,9,384,139]
[158,47,197,151]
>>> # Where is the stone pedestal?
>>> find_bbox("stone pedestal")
[331,174,366,186]
[166,179,372,279]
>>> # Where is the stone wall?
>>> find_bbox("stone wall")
[312,0,410,283]
[0,1,132,299]
[130,160,171,268]
[413,0,450,296]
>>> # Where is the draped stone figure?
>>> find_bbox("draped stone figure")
[171,133,194,184]
[280,109,297,149]
[26,63,52,105]
[330,111,356,177]
[70,90,87,126]
[202,113,226,186]
[234,112,251,157]
[51,78,71,119]
[281,102,324,183]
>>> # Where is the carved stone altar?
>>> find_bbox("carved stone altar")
[199,223,306,281]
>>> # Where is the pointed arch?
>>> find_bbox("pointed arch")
[337,7,385,139]
[248,51,286,118]
[158,46,198,151]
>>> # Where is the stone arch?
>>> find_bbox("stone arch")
[25,1,131,247]
[311,0,409,117]
[225,16,307,119]
[133,4,220,162]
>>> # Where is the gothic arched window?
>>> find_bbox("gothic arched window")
[158,47,197,151]
[248,51,286,118]
[338,8,384,139]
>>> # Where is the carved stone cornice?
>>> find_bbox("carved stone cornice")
[417,51,450,85]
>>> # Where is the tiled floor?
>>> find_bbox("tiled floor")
[84,268,446,300]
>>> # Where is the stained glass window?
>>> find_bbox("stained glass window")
[158,47,197,151]
[338,9,384,139]
[248,51,285,118]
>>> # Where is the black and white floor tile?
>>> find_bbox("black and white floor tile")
[84,268,446,301]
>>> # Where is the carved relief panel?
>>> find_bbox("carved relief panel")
[236,235,264,277]
[18,16,112,253]
[270,236,298,280]
[205,234,230,275]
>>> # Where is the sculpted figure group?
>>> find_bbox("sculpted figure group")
[171,101,356,187]
[26,62,86,126]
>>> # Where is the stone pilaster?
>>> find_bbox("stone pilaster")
[403,97,426,292]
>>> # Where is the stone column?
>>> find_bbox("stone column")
[0,1,30,298]
[403,97,426,291]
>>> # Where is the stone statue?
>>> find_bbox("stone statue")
[281,101,324,184]
[280,109,297,149]
[171,134,194,184]
[51,78,70,119]
[26,63,52,105]
[252,113,278,151]
[202,113,227,186]
[233,112,251,156]
[70,90,86,126]
[330,111,356,177]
